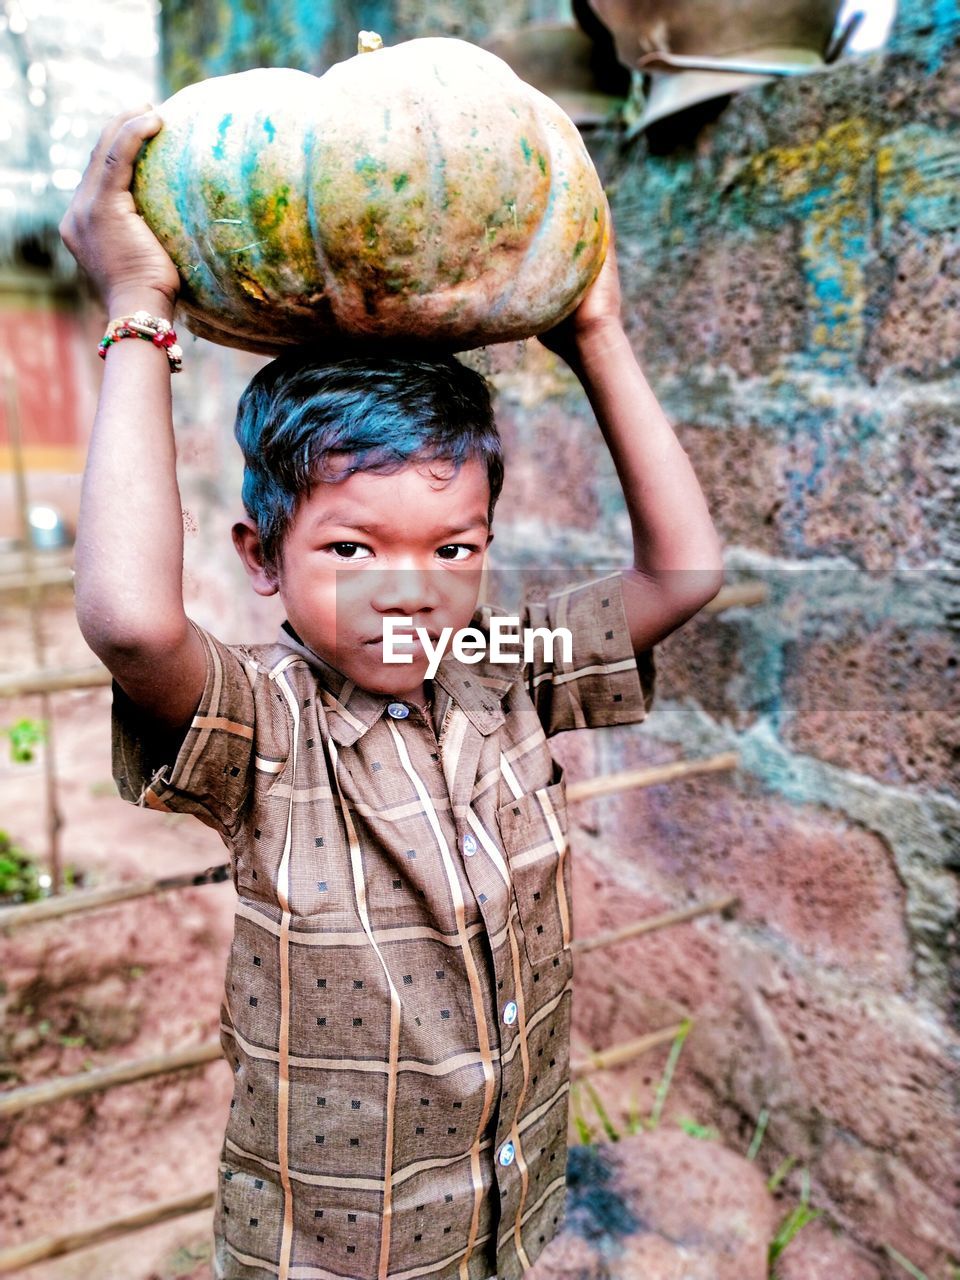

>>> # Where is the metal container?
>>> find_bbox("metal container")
[585,0,848,128]
[483,23,629,126]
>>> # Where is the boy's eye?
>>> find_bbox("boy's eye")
[324,542,476,562]
[436,544,476,562]
[327,542,372,561]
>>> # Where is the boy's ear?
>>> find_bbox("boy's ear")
[232,519,279,597]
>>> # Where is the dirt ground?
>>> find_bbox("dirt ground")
[0,588,236,1279]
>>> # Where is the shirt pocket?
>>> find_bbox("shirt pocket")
[495,760,571,966]
[232,765,291,900]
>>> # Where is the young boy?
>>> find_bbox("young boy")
[61,109,723,1280]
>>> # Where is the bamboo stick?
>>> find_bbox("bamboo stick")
[0,564,75,594]
[566,751,738,804]
[1,757,738,929]
[0,1009,684,1277]
[0,1189,215,1273]
[0,898,709,1117]
[702,581,768,612]
[571,1023,689,1079]
[0,586,766,702]
[0,1015,686,1120]
[0,865,232,931]
[572,895,739,954]
[4,363,64,893]
[0,664,111,698]
[0,1040,225,1120]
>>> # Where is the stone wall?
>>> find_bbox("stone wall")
[158,3,959,1276]
[537,6,959,1275]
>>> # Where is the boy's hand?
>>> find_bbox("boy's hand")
[60,107,180,315]
[538,217,623,367]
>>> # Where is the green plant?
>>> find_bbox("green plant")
[883,1245,930,1280]
[162,1240,213,1279]
[747,1107,770,1160]
[0,831,44,902]
[767,1155,798,1191]
[676,1116,718,1140]
[573,1019,697,1144]
[4,717,45,763]
[648,1018,692,1129]
[768,1168,821,1271]
[584,1080,620,1143]
[570,1082,596,1145]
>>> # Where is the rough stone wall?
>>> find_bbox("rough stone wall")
[531,6,958,1275]
[155,3,959,1276]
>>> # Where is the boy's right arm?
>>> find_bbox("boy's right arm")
[61,108,206,735]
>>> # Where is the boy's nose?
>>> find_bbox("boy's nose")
[369,565,441,614]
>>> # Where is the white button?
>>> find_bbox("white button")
[387,702,409,719]
[498,1141,516,1167]
[502,1001,518,1027]
[462,833,478,857]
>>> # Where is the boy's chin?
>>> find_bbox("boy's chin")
[346,658,432,698]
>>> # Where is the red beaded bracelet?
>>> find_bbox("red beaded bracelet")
[98,311,183,373]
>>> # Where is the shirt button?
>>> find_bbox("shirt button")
[462,832,478,857]
[387,702,410,719]
[502,1001,518,1027]
[498,1141,516,1168]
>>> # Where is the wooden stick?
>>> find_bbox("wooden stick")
[566,751,738,804]
[0,564,75,594]
[0,1015,690,1122]
[0,1005,692,1280]
[571,1023,689,1079]
[0,865,232,931]
[0,1010,695,1120]
[0,1040,225,1120]
[0,664,112,698]
[4,364,66,892]
[0,1189,215,1273]
[0,585,764,702]
[702,581,768,612]
[1,757,737,929]
[572,895,739,954]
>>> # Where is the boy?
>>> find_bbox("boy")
[61,108,723,1280]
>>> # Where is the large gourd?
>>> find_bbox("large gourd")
[132,34,609,354]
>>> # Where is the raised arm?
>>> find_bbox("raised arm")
[540,223,724,653]
[60,108,206,731]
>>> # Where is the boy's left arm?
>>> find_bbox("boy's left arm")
[541,235,724,654]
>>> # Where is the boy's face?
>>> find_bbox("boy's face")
[235,457,493,701]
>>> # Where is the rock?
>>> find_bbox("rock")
[74,974,142,1050]
[529,1131,776,1280]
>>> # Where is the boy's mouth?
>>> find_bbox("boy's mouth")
[363,631,440,645]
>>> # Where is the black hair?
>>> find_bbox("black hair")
[233,348,504,571]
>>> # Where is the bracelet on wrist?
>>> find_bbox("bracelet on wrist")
[98,311,183,373]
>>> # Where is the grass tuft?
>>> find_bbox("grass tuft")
[883,1245,930,1280]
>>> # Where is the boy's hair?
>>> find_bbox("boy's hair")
[234,349,504,571]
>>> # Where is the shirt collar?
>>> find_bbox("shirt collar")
[275,620,512,746]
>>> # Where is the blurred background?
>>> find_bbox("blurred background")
[0,2,957,1278]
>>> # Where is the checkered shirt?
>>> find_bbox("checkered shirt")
[112,572,654,1280]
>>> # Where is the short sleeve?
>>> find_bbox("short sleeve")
[111,623,258,842]
[520,572,655,738]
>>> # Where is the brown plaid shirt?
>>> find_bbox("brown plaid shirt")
[113,572,654,1280]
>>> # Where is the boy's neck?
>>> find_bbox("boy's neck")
[281,621,434,714]
[405,680,433,715]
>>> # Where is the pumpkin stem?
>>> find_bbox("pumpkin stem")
[357,31,384,54]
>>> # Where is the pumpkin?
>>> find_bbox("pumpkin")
[132,34,608,354]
